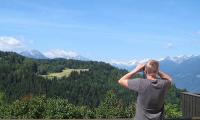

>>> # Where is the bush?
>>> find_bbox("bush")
[165,103,182,118]
[95,90,125,118]
[0,96,94,119]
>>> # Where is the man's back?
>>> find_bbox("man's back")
[118,61,172,120]
[128,78,170,120]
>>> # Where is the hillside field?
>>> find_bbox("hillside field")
[41,68,89,79]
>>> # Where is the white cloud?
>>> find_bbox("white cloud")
[43,49,79,59]
[0,36,24,51]
[165,42,173,49]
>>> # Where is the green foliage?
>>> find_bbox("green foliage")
[165,103,182,118]
[0,104,11,118]
[0,100,29,118]
[95,90,124,118]
[28,96,46,118]
[0,96,94,119]
[0,91,5,105]
[45,98,94,119]
[123,102,136,118]
[166,85,182,104]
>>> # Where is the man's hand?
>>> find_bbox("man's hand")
[158,71,172,85]
[118,64,145,88]
[134,64,145,73]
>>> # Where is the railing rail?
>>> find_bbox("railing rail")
[181,92,200,118]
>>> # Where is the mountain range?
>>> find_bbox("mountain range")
[110,55,200,93]
[20,50,48,59]
[19,49,200,92]
[19,49,88,61]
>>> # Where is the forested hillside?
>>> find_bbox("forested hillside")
[0,51,183,118]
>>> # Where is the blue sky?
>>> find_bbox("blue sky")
[0,0,200,61]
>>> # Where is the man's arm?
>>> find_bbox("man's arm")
[118,64,145,88]
[158,71,172,84]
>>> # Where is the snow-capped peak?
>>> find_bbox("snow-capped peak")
[109,55,197,70]
[43,49,88,61]
[163,55,192,64]
[44,49,79,59]
[109,58,149,66]
[20,49,48,59]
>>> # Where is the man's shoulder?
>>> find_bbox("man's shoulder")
[140,78,169,84]
[157,79,171,89]
[136,78,149,84]
[158,79,171,84]
[139,79,151,88]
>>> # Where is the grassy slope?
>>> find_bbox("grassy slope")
[41,68,89,79]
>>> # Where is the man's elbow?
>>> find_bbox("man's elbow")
[118,79,128,88]
[169,78,173,84]
[118,79,122,85]
[165,77,172,86]
[118,78,125,86]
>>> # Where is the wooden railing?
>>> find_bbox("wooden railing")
[181,92,200,118]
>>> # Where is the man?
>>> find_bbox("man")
[118,60,172,120]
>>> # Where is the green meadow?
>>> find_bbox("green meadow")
[41,68,89,79]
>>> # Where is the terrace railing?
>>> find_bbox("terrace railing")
[181,92,200,118]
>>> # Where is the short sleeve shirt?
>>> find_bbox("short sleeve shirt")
[128,78,171,120]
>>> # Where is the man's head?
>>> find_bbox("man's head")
[144,60,159,77]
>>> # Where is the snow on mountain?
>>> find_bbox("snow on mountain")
[43,49,88,61]
[20,49,48,59]
[20,49,88,61]
[109,58,149,66]
[110,55,194,70]
[162,55,193,64]
[108,58,149,70]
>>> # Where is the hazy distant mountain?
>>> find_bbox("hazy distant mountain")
[110,55,193,70]
[52,55,89,61]
[160,55,200,92]
[109,58,150,70]
[70,56,89,61]
[43,49,89,61]
[110,55,200,92]
[20,50,48,59]
[20,49,89,61]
